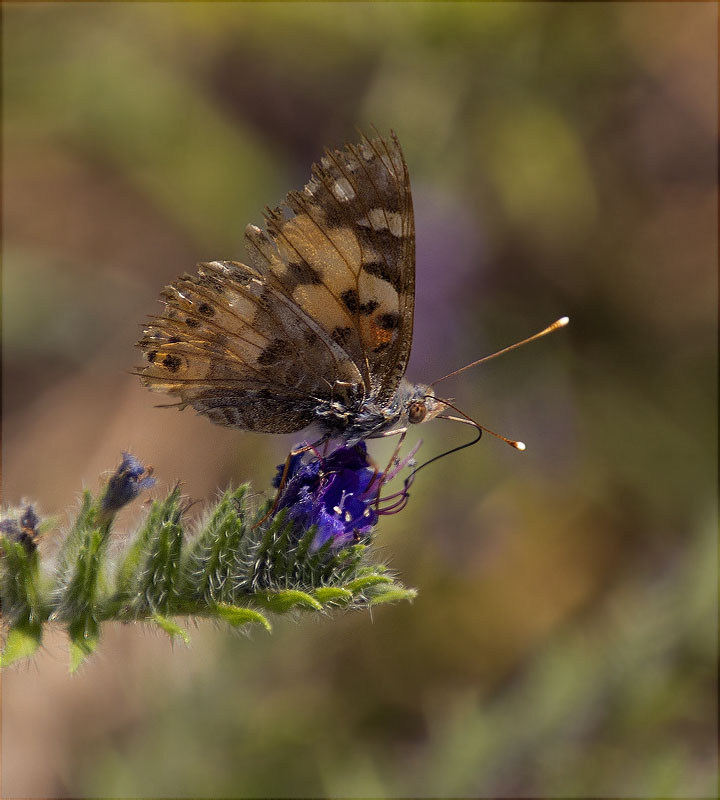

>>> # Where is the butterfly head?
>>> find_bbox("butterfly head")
[405,383,445,426]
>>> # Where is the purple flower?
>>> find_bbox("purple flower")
[274,443,383,551]
[273,441,419,551]
[101,452,155,514]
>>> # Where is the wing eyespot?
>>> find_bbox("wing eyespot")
[162,354,183,373]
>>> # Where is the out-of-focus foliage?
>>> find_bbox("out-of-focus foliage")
[3,2,716,798]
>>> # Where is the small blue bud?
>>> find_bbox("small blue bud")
[0,505,40,553]
[101,453,156,514]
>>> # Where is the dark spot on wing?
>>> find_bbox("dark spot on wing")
[342,289,379,316]
[363,260,402,292]
[341,289,360,313]
[257,338,286,366]
[167,336,181,343]
[360,226,405,254]
[146,350,157,363]
[373,341,391,354]
[288,260,322,285]
[185,317,200,328]
[163,354,182,372]
[377,312,400,330]
[332,326,353,346]
[198,303,215,317]
[359,299,379,315]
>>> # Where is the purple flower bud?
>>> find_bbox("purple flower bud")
[101,452,155,514]
[0,506,40,553]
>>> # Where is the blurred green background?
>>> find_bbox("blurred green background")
[2,2,716,797]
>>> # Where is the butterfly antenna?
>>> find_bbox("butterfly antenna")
[431,316,569,387]
[434,397,526,450]
[402,397,524,496]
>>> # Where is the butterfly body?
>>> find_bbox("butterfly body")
[138,131,441,443]
[313,378,439,445]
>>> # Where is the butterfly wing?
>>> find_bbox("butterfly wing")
[245,130,415,406]
[137,131,414,433]
[138,260,361,432]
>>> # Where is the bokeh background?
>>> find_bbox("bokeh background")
[2,2,717,798]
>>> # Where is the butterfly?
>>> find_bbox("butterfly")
[137,130,446,446]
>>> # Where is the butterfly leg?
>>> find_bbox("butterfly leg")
[372,428,425,515]
[382,427,408,476]
[362,427,408,515]
[367,425,409,487]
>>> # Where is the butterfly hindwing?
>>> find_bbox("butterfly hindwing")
[138,260,360,432]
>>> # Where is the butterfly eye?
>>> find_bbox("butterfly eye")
[408,400,427,424]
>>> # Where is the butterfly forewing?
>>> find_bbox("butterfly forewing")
[246,131,414,403]
[138,131,415,434]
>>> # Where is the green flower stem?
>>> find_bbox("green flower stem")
[1,464,415,671]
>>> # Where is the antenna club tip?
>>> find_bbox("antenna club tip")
[515,441,526,451]
[558,316,570,326]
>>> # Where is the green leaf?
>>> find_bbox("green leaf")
[346,573,395,593]
[132,518,184,616]
[293,522,318,566]
[67,617,100,673]
[56,527,110,622]
[182,486,252,604]
[313,587,353,605]
[57,491,98,570]
[254,589,323,613]
[115,485,184,596]
[0,535,48,623]
[152,613,190,644]
[249,509,293,590]
[367,587,418,606]
[214,603,272,632]
[0,622,42,667]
